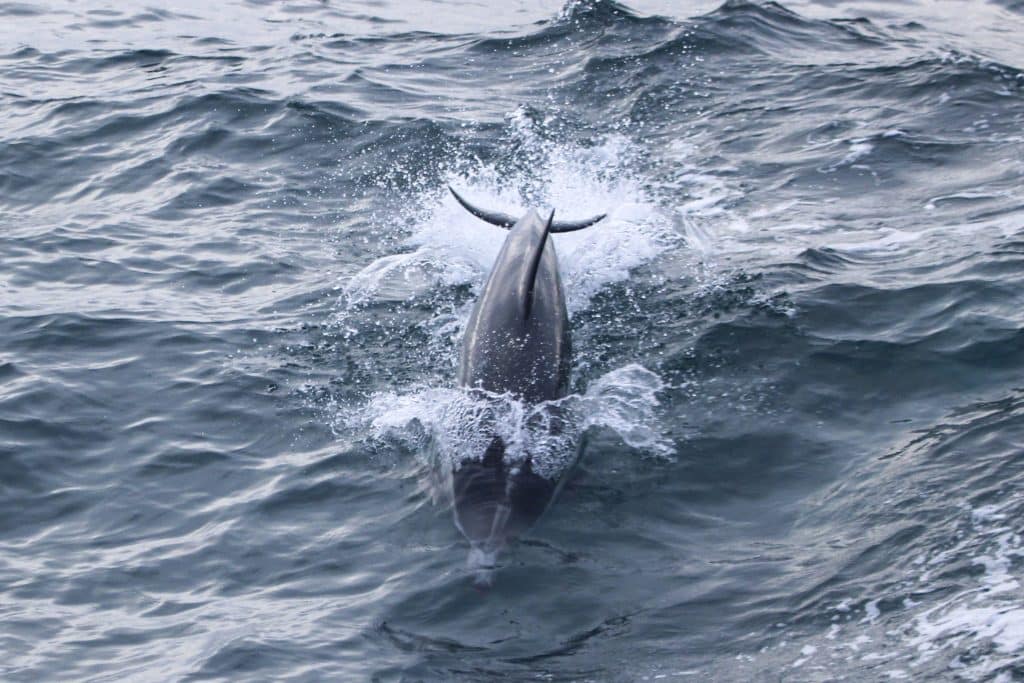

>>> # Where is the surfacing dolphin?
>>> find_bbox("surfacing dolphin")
[447,186,606,587]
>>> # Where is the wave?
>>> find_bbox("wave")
[752,392,1024,680]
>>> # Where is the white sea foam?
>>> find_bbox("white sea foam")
[739,491,1024,681]
[903,493,1024,678]
[356,363,673,479]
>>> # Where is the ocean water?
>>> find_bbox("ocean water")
[2,0,1023,680]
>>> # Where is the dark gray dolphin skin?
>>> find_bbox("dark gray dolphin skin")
[447,186,606,585]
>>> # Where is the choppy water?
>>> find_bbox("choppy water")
[2,0,1024,680]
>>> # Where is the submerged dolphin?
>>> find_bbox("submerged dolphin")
[447,186,606,585]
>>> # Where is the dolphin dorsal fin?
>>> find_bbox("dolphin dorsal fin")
[449,186,606,233]
[521,210,554,319]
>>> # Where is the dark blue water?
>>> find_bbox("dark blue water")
[2,0,1023,680]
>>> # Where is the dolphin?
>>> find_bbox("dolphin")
[447,186,606,586]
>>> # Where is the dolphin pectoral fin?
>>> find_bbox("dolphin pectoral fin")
[449,186,518,228]
[550,213,607,233]
[521,209,554,319]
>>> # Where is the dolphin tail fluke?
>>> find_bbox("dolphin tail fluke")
[448,186,607,233]
[449,186,518,228]
[549,213,607,233]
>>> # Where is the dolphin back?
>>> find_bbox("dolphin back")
[458,208,572,402]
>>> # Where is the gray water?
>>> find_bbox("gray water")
[2,0,1023,680]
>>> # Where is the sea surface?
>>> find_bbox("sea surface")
[2,0,1023,680]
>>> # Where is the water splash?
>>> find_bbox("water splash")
[357,363,673,480]
[326,111,707,477]
[339,107,680,316]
